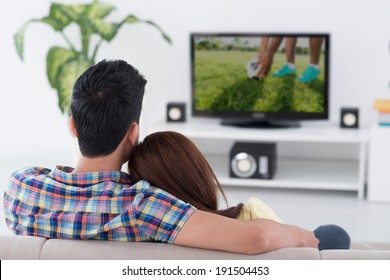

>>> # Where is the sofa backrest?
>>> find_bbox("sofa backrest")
[0,235,320,260]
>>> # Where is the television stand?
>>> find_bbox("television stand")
[148,119,369,199]
[221,119,301,129]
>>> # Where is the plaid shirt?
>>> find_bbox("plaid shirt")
[3,166,195,243]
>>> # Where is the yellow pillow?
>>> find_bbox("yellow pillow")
[237,197,283,223]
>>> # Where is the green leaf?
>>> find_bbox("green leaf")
[89,18,118,41]
[48,3,74,30]
[144,20,172,45]
[14,15,75,61]
[14,22,29,60]
[123,15,140,24]
[87,2,115,19]
[55,58,93,113]
[89,14,172,44]
[49,3,87,29]
[87,15,141,43]
[46,47,77,88]
[87,14,139,42]
[121,15,172,44]
[40,16,65,32]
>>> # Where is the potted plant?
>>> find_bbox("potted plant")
[15,0,171,114]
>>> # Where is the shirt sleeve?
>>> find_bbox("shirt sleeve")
[238,197,283,223]
[132,181,196,244]
[247,197,282,223]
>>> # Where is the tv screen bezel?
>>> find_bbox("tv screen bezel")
[190,32,330,122]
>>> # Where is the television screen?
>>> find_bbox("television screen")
[190,33,330,127]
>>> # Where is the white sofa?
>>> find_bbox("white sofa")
[1,235,390,260]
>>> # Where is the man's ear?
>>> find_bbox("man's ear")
[69,116,78,138]
[127,123,140,146]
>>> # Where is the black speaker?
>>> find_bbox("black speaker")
[340,107,359,128]
[167,102,186,122]
[230,142,276,179]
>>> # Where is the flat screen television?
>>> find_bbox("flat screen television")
[190,32,330,128]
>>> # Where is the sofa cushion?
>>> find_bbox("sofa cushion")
[40,239,321,260]
[0,235,47,260]
[320,249,390,260]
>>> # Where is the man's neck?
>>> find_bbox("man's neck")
[72,154,124,174]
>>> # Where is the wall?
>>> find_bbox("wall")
[1,0,390,234]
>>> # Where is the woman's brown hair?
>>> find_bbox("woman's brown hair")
[128,131,243,219]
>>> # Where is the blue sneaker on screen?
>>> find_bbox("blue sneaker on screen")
[297,65,320,82]
[272,64,296,77]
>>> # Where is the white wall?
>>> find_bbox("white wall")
[1,0,390,234]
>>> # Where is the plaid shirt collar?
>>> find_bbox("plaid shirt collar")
[48,165,132,187]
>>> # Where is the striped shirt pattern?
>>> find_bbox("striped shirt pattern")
[3,166,195,243]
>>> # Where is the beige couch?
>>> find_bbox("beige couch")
[1,235,390,260]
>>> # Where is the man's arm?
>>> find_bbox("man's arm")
[174,210,319,255]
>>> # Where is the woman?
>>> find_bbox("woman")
[128,131,282,222]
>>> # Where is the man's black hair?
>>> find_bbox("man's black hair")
[71,59,147,157]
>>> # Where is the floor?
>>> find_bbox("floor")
[1,160,390,246]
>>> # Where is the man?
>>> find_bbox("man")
[4,60,346,254]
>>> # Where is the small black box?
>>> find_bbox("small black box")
[340,107,359,128]
[230,142,276,179]
[167,102,186,122]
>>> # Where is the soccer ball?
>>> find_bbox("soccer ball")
[246,57,261,79]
